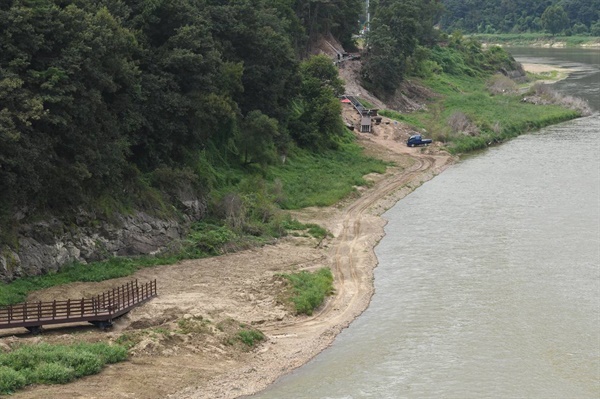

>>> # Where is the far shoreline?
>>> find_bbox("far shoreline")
[474,34,600,49]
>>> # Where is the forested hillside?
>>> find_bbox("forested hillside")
[440,0,600,35]
[360,0,521,98]
[0,0,361,219]
[1,0,550,279]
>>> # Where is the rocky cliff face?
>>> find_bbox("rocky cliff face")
[0,199,206,282]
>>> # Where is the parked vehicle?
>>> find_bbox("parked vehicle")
[407,135,432,147]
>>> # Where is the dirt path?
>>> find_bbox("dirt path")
[2,112,454,399]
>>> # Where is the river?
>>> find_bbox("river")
[252,48,600,399]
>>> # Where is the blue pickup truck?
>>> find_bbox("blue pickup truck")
[407,135,433,147]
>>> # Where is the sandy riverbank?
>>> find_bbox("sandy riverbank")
[1,108,454,399]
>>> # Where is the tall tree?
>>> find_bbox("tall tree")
[0,0,140,208]
[541,4,570,34]
[361,0,439,96]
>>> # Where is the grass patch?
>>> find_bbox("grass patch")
[281,217,331,240]
[176,316,213,335]
[382,72,580,154]
[237,328,265,347]
[378,109,426,130]
[281,268,334,315]
[217,319,266,349]
[525,70,563,82]
[358,97,375,109]
[0,343,127,394]
[268,142,388,209]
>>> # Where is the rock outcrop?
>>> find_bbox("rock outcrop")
[0,200,206,282]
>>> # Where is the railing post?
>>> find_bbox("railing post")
[80,298,84,316]
[38,301,42,320]
[66,299,71,318]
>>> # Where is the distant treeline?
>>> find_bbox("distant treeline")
[0,0,362,215]
[440,0,600,35]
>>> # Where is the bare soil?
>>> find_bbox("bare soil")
[0,108,454,399]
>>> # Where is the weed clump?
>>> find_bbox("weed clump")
[487,73,518,95]
[237,329,266,347]
[524,83,592,115]
[447,111,480,136]
[281,268,334,315]
[0,343,127,395]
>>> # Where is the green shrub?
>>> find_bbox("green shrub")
[32,362,75,384]
[282,268,334,315]
[306,224,329,240]
[237,329,265,347]
[268,143,387,209]
[0,343,128,394]
[0,366,27,394]
[75,342,128,364]
[187,222,237,255]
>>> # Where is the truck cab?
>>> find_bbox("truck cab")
[407,135,433,147]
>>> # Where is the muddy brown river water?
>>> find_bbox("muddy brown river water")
[253,48,600,399]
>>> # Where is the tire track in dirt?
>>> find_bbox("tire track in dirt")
[172,149,452,399]
[263,154,436,334]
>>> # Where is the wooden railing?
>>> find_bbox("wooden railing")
[0,279,157,332]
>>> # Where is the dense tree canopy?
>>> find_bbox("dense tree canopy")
[0,0,527,225]
[361,0,443,96]
[440,0,600,35]
[0,0,356,216]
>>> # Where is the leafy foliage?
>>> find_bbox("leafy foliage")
[289,55,346,150]
[361,0,443,96]
[0,343,127,394]
[440,0,599,35]
[281,268,334,315]
[0,0,356,224]
[237,328,266,347]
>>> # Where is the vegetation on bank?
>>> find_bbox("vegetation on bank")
[0,342,127,395]
[380,33,587,154]
[0,0,362,240]
[468,33,600,47]
[235,327,266,348]
[0,135,382,306]
[280,268,334,316]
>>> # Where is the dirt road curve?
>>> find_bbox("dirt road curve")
[5,119,454,399]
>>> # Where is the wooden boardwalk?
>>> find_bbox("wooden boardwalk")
[0,279,157,333]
